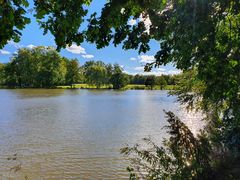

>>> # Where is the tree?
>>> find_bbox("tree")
[4,61,18,87]
[84,61,107,88]
[4,47,67,88]
[105,63,114,84]
[85,1,239,178]
[167,75,179,85]
[84,2,240,176]
[65,58,81,88]
[38,48,67,87]
[156,76,167,90]
[145,75,156,90]
[131,74,147,85]
[0,63,5,85]
[110,64,129,89]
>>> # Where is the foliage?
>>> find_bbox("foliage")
[65,58,81,88]
[0,0,30,49]
[121,111,213,179]
[105,63,114,84]
[0,63,5,85]
[111,73,129,89]
[130,74,147,85]
[1,49,177,89]
[172,67,240,156]
[37,48,67,87]
[144,75,156,90]
[156,76,167,90]
[34,0,92,50]
[170,69,206,111]
[4,47,67,88]
[129,74,177,87]
[110,64,129,89]
[83,60,108,88]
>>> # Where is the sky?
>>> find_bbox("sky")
[0,0,181,76]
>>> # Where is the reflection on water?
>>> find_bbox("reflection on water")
[0,89,202,179]
[10,89,66,98]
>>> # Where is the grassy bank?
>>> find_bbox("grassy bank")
[56,84,112,89]
[124,84,176,90]
[56,84,176,90]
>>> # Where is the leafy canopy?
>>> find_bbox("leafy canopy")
[0,0,30,49]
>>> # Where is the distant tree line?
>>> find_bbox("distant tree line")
[129,74,178,90]
[0,47,178,89]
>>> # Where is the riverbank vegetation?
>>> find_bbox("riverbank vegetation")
[0,47,177,90]
[1,0,239,179]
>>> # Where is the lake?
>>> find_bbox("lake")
[0,89,202,179]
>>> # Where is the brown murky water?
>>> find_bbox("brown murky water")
[0,89,202,179]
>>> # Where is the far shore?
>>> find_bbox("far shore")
[0,84,176,90]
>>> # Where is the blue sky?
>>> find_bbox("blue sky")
[0,0,180,76]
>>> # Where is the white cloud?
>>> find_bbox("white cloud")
[130,57,137,61]
[128,19,137,26]
[82,54,94,59]
[26,44,36,49]
[0,50,11,55]
[66,44,86,54]
[134,66,144,71]
[138,55,155,63]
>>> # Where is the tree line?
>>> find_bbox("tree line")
[0,46,176,89]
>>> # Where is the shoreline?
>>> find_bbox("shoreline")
[0,84,176,90]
